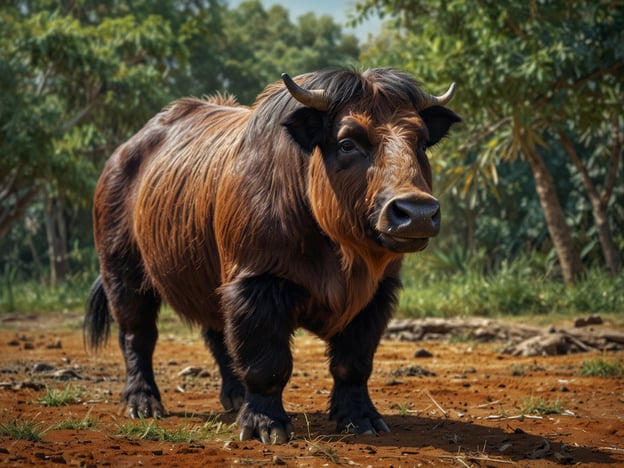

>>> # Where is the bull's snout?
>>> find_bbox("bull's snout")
[380,195,441,239]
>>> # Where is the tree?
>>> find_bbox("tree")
[220,1,360,104]
[356,0,623,283]
[1,0,190,284]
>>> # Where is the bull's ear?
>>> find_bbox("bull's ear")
[420,106,462,147]
[282,107,325,153]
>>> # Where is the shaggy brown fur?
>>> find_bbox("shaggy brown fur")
[86,68,461,443]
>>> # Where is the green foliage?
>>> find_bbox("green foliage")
[1,273,94,314]
[578,357,624,377]
[51,414,101,431]
[517,396,565,416]
[2,1,186,202]
[219,1,360,103]
[113,414,231,442]
[398,250,624,318]
[39,385,85,407]
[0,418,46,441]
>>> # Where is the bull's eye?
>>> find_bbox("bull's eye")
[338,139,357,154]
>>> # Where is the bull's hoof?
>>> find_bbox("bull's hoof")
[236,393,294,444]
[125,392,165,419]
[337,416,390,435]
[330,382,390,435]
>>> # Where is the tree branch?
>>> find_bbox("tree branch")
[602,113,622,207]
[0,169,18,203]
[532,61,624,113]
[557,129,600,204]
[55,81,106,135]
[56,94,100,135]
[0,185,41,241]
[458,116,512,153]
[555,61,624,92]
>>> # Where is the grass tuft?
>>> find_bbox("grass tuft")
[51,410,101,431]
[0,418,46,441]
[578,357,624,377]
[39,385,85,407]
[517,395,565,415]
[113,414,231,443]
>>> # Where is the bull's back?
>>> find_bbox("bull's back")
[97,98,250,327]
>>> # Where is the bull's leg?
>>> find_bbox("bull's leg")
[102,267,163,419]
[327,276,401,434]
[201,328,245,412]
[220,274,305,444]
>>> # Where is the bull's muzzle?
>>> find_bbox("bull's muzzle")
[379,194,441,240]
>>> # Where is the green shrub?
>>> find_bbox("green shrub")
[398,250,623,319]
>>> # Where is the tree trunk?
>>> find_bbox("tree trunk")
[557,126,622,275]
[524,146,584,284]
[0,170,41,241]
[44,195,70,286]
[592,202,622,274]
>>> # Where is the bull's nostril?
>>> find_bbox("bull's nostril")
[383,197,441,237]
[388,200,412,226]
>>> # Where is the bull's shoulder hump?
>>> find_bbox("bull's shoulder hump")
[161,97,249,125]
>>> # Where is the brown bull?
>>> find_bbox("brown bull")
[84,68,461,444]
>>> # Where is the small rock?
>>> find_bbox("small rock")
[586,314,603,325]
[414,348,433,358]
[272,455,287,465]
[178,366,202,377]
[53,369,83,380]
[46,340,62,349]
[392,365,436,377]
[33,363,55,373]
[574,314,603,327]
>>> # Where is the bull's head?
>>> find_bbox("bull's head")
[281,70,461,257]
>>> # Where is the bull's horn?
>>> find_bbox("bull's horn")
[421,82,456,109]
[281,73,330,111]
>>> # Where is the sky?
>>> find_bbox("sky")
[227,0,384,41]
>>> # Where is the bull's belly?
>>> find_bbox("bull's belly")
[149,265,224,329]
[134,217,224,329]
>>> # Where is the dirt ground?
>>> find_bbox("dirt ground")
[0,312,623,467]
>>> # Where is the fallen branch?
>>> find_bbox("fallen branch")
[384,316,624,356]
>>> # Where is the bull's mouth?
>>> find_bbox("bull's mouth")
[375,231,431,253]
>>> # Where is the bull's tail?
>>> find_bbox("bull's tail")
[83,275,112,352]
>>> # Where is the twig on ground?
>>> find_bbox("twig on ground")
[423,389,448,418]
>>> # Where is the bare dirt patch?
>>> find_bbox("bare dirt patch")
[0,313,623,467]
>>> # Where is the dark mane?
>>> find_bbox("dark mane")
[247,68,430,135]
